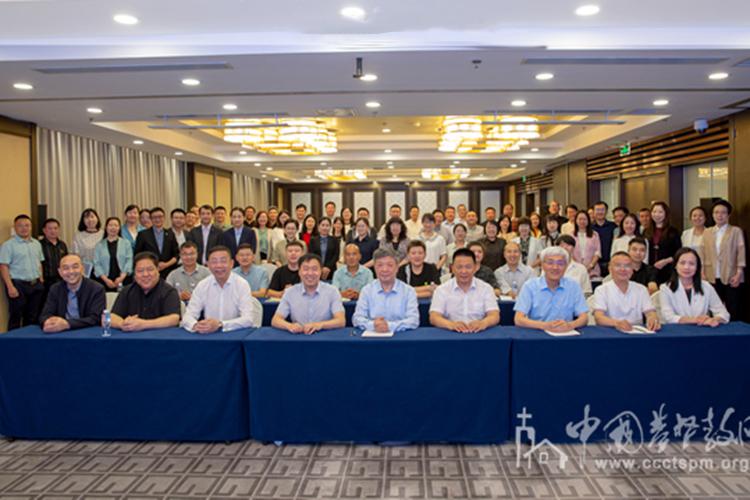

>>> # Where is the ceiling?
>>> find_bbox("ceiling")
[1,0,749,183]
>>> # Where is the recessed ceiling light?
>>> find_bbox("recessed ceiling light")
[360,73,378,82]
[86,107,103,114]
[274,177,279,181]
[520,160,528,164]
[340,6,366,21]
[531,148,539,152]
[239,151,247,155]
[175,151,183,156]
[366,101,381,109]
[262,174,267,178]
[453,160,460,164]
[320,162,327,166]
[575,4,600,16]
[181,78,200,86]
[653,99,669,107]
[449,164,456,169]
[382,128,391,133]
[305,175,311,179]
[535,72,554,81]
[222,103,238,111]
[254,162,261,167]
[511,100,527,107]
[388,165,394,169]
[384,149,392,153]
[113,13,139,25]
[709,72,729,81]
[511,163,518,168]
[133,140,144,145]
[13,82,33,90]
[266,167,273,171]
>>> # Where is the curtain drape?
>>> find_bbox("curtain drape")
[232,172,271,212]
[37,128,186,243]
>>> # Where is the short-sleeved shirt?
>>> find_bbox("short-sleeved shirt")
[430,278,499,322]
[332,264,373,292]
[350,234,379,265]
[166,265,211,294]
[418,232,447,265]
[495,263,536,295]
[232,265,270,292]
[0,235,44,281]
[514,276,588,322]
[276,282,345,324]
[111,279,181,319]
[268,265,300,291]
[397,263,440,287]
[592,280,654,325]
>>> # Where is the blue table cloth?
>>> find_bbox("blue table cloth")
[261,298,515,327]
[0,326,251,441]
[509,323,750,445]
[243,327,513,443]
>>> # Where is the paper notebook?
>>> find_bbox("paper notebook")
[361,330,394,338]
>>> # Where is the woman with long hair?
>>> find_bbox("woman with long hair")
[659,247,729,326]
[94,217,133,291]
[573,210,602,278]
[72,208,103,277]
[643,201,681,284]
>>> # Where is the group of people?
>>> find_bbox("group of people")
[0,197,742,334]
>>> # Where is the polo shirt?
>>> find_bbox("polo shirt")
[0,235,44,281]
[232,265,270,292]
[592,280,654,325]
[332,264,374,292]
[111,279,181,319]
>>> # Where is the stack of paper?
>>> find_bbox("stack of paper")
[544,329,581,337]
[361,330,394,338]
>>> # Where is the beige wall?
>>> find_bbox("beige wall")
[194,168,215,207]
[191,164,233,208]
[0,131,32,332]
[215,174,232,209]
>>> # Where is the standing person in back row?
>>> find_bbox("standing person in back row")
[188,204,223,265]
[591,201,617,276]
[643,201,681,284]
[134,207,180,279]
[0,214,45,330]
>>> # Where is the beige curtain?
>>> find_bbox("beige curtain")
[37,128,186,243]
[232,172,272,211]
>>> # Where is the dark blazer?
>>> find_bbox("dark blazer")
[187,224,224,264]
[309,235,341,271]
[222,226,258,261]
[39,277,106,331]
[134,227,180,277]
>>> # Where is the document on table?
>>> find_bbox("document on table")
[265,297,281,303]
[499,295,515,302]
[624,325,656,335]
[544,329,581,337]
[361,330,394,338]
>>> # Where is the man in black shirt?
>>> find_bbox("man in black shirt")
[628,237,658,294]
[267,240,303,298]
[397,240,440,298]
[110,252,181,331]
[39,218,68,291]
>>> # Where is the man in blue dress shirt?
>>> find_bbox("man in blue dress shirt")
[514,246,589,332]
[271,254,345,334]
[352,248,419,333]
[0,214,45,329]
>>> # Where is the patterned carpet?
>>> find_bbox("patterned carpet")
[1,438,749,499]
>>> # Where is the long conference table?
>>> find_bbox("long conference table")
[260,298,517,327]
[1,322,749,444]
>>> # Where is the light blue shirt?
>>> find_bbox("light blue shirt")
[514,276,588,322]
[234,227,243,247]
[352,279,419,332]
[120,224,143,249]
[0,235,44,281]
[276,281,344,324]
[232,265,270,293]
[93,238,133,278]
[332,264,373,292]
[66,284,80,320]
[154,227,165,254]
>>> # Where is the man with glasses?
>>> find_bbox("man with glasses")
[514,246,588,332]
[592,252,660,332]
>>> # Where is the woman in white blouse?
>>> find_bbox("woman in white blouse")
[659,247,729,326]
[680,206,707,260]
[610,213,648,262]
[72,208,104,277]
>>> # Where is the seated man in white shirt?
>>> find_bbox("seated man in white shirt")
[494,242,535,299]
[553,235,593,296]
[271,254,345,334]
[430,248,500,333]
[592,252,661,332]
[181,246,261,333]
